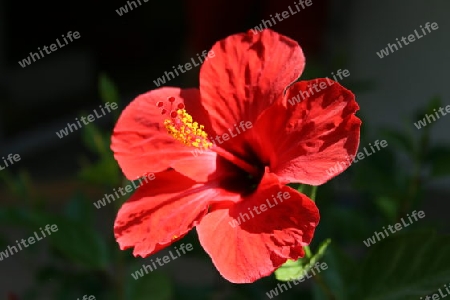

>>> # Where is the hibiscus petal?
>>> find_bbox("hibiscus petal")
[114,169,235,257]
[199,29,305,135]
[111,87,218,182]
[250,78,361,185]
[196,171,319,283]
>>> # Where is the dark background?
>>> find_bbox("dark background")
[1,0,331,179]
[1,0,449,299]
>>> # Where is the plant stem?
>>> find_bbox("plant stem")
[313,273,336,300]
[304,246,312,258]
[305,185,335,299]
[310,185,318,202]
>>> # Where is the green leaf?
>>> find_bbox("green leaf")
[78,123,121,187]
[425,96,442,115]
[99,73,120,105]
[274,259,303,282]
[78,156,121,188]
[0,207,46,228]
[354,231,450,300]
[374,196,399,222]
[295,184,316,200]
[63,191,93,223]
[81,123,109,157]
[0,208,109,269]
[379,128,414,155]
[287,182,301,190]
[47,217,109,270]
[99,73,120,120]
[0,170,34,202]
[427,146,450,177]
[413,96,442,131]
[275,239,331,281]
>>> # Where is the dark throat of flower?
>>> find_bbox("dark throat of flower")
[210,145,259,177]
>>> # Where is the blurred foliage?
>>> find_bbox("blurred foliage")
[0,69,449,300]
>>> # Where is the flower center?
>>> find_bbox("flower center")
[158,97,213,150]
[166,112,213,150]
[157,97,260,177]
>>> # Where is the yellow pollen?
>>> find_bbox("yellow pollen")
[164,109,213,150]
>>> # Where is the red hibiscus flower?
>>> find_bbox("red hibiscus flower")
[111,29,361,283]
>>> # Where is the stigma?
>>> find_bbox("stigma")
[157,97,213,150]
